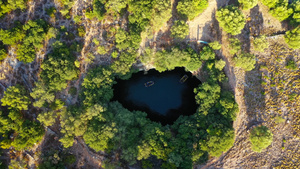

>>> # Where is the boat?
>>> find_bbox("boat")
[144,81,154,87]
[179,75,188,83]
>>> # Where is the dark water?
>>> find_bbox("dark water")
[112,67,201,125]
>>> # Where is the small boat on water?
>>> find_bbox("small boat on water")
[145,81,154,87]
[179,75,188,83]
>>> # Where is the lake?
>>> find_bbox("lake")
[112,67,201,125]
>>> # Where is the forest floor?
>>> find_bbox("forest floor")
[0,0,300,168]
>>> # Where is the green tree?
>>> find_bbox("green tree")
[1,85,30,110]
[253,35,269,52]
[284,26,300,49]
[0,0,27,17]
[201,128,235,157]
[269,1,293,21]
[177,0,208,20]
[239,0,258,10]
[200,46,215,60]
[209,41,222,50]
[37,110,58,127]
[260,0,279,8]
[186,48,202,71]
[216,6,246,35]
[30,81,55,108]
[290,0,300,24]
[250,126,273,152]
[229,38,241,55]
[233,53,256,71]
[77,26,85,37]
[215,59,226,71]
[81,67,115,107]
[170,20,189,39]
[0,44,7,61]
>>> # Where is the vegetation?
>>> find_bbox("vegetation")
[1,85,30,110]
[233,53,256,71]
[250,126,273,152]
[209,41,222,50]
[253,35,269,52]
[260,0,279,8]
[216,6,246,35]
[170,20,189,39]
[0,0,27,17]
[284,26,300,49]
[269,1,293,21]
[239,0,258,10]
[229,38,241,55]
[177,0,208,20]
[0,20,51,63]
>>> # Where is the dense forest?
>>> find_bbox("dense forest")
[0,0,299,168]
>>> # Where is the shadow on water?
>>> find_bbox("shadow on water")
[112,67,201,125]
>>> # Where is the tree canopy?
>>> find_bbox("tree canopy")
[176,0,208,20]
[216,6,246,35]
[250,126,273,152]
[284,26,300,49]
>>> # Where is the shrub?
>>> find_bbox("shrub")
[200,46,215,60]
[77,26,85,37]
[250,126,273,152]
[284,26,300,49]
[233,53,256,71]
[260,0,279,8]
[1,85,30,110]
[286,60,297,70]
[215,59,226,70]
[290,1,300,24]
[216,6,246,35]
[97,46,108,55]
[209,41,222,50]
[0,47,7,61]
[170,20,189,39]
[253,35,269,52]
[239,0,258,10]
[269,2,293,21]
[229,38,241,55]
[177,0,208,20]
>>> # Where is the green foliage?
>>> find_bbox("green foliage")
[0,110,44,151]
[77,26,85,37]
[82,67,115,107]
[153,48,191,72]
[234,53,256,71]
[111,51,137,76]
[284,26,300,49]
[290,1,300,24]
[185,48,202,71]
[229,38,241,55]
[209,41,222,50]
[194,82,221,114]
[286,60,297,70]
[57,0,74,16]
[260,0,279,8]
[30,81,55,108]
[215,59,226,71]
[177,0,208,20]
[0,23,26,45]
[1,85,30,110]
[250,126,273,152]
[73,15,82,23]
[8,159,27,169]
[97,45,108,55]
[253,35,269,52]
[46,7,57,18]
[239,0,258,10]
[170,20,189,39]
[201,128,235,157]
[105,0,128,13]
[37,110,57,126]
[0,0,27,17]
[0,44,7,61]
[269,1,293,21]
[40,41,79,91]
[200,46,215,61]
[0,20,50,63]
[142,160,153,169]
[216,6,246,35]
[85,0,106,20]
